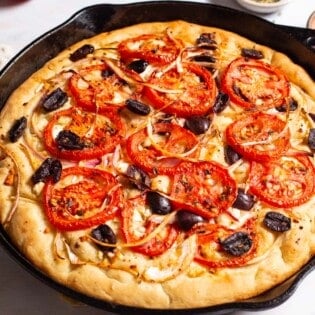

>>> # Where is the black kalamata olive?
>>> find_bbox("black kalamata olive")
[184,116,211,135]
[126,99,151,116]
[213,92,229,113]
[224,145,242,165]
[204,66,217,74]
[126,164,151,190]
[127,59,149,73]
[146,191,173,215]
[232,188,255,211]
[31,159,50,184]
[276,98,298,112]
[263,211,291,232]
[233,84,249,102]
[196,33,217,49]
[309,112,315,122]
[101,68,114,78]
[220,232,252,256]
[8,116,27,142]
[69,44,94,62]
[49,159,62,183]
[308,128,315,150]
[55,130,85,150]
[91,224,117,252]
[42,88,68,112]
[241,48,264,59]
[31,158,62,184]
[176,210,204,231]
[192,54,216,63]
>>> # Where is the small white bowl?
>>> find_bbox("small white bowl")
[236,0,292,14]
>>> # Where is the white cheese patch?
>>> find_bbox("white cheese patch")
[151,175,171,194]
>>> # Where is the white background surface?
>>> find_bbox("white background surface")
[0,0,315,314]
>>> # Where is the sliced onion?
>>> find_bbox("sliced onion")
[105,58,138,85]
[146,118,198,159]
[20,138,47,163]
[240,125,289,147]
[0,145,21,224]
[53,232,66,260]
[142,234,197,282]
[245,234,284,266]
[64,240,86,265]
[88,211,177,249]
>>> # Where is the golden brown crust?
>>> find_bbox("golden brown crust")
[0,20,315,310]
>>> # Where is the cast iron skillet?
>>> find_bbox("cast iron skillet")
[1,2,315,314]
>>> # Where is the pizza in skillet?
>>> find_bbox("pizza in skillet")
[0,20,315,309]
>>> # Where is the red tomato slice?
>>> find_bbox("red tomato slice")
[143,62,217,117]
[43,167,121,231]
[249,154,315,207]
[44,108,125,161]
[121,194,178,256]
[225,112,290,162]
[118,33,182,66]
[192,220,257,268]
[221,57,289,110]
[69,63,134,112]
[170,161,237,219]
[126,122,199,174]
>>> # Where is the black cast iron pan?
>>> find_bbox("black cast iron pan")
[1,2,315,314]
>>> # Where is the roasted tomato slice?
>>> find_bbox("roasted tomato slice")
[43,167,121,231]
[221,57,289,110]
[126,122,199,174]
[121,194,178,256]
[143,62,217,117]
[249,154,315,207]
[44,108,125,161]
[192,220,257,268]
[117,33,182,66]
[225,112,290,162]
[69,63,134,112]
[170,161,237,219]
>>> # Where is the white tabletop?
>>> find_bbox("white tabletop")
[0,1,315,315]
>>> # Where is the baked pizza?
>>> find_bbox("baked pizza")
[0,20,315,309]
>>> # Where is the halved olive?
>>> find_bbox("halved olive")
[8,116,27,143]
[176,210,204,231]
[224,145,242,165]
[232,188,255,211]
[127,59,149,73]
[146,191,172,215]
[184,116,211,135]
[41,88,68,112]
[263,211,291,232]
[126,99,151,116]
[220,232,252,256]
[91,224,117,252]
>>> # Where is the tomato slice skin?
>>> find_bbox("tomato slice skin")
[43,108,125,161]
[126,122,199,174]
[249,154,315,208]
[43,167,121,231]
[170,161,237,219]
[225,112,290,162]
[221,57,289,110]
[121,194,178,256]
[69,63,133,113]
[117,33,182,66]
[192,220,257,268]
[143,62,217,117]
